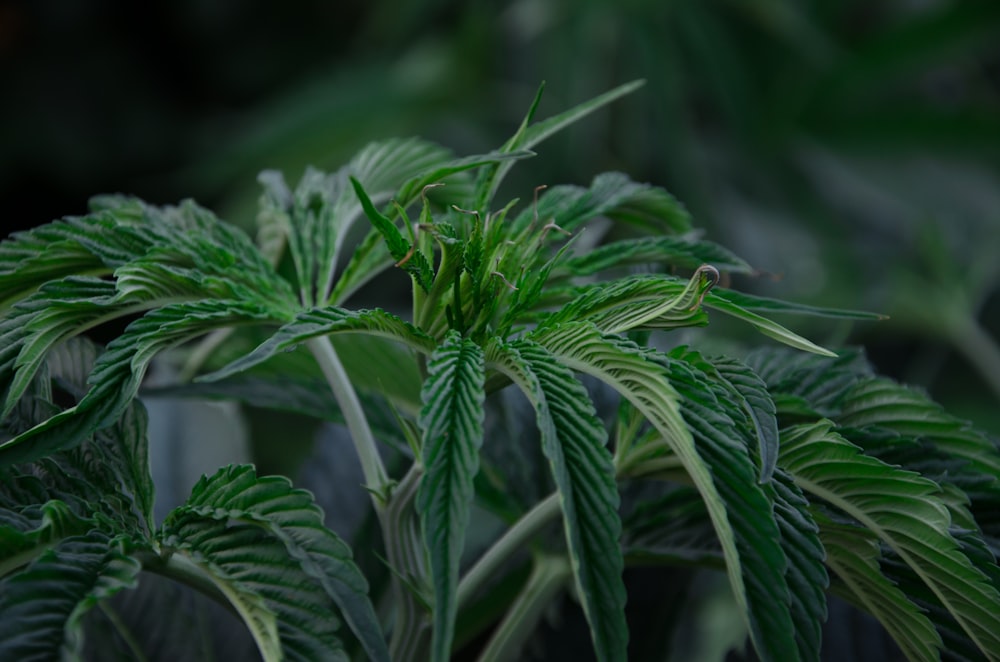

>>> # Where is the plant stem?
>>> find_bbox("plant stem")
[306,336,390,509]
[457,492,560,608]
[949,315,1000,405]
[385,464,432,662]
[475,554,572,662]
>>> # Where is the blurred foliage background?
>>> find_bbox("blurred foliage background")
[3,1,999,427]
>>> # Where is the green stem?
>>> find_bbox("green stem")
[306,336,390,509]
[385,464,432,662]
[457,492,561,608]
[98,601,151,662]
[475,554,572,662]
[948,315,1000,404]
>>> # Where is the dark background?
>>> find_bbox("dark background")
[3,0,1000,431]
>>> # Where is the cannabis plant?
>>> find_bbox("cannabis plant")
[2,82,1000,662]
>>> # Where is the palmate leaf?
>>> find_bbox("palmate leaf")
[416,331,486,662]
[532,321,803,661]
[818,515,942,662]
[780,421,1000,658]
[0,529,143,662]
[0,299,278,468]
[487,338,627,662]
[167,464,389,662]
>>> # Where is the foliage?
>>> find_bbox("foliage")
[3,83,1000,662]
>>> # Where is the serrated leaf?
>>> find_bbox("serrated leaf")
[781,421,1000,658]
[0,300,276,468]
[199,306,435,384]
[475,81,646,209]
[819,515,942,662]
[557,234,753,277]
[168,464,389,662]
[487,338,627,662]
[703,291,837,356]
[711,356,780,484]
[510,171,692,237]
[621,484,721,565]
[710,288,886,321]
[531,322,796,661]
[416,332,486,662]
[0,530,142,661]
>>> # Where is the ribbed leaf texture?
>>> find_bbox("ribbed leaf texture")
[163,464,389,662]
[488,339,627,662]
[781,421,1000,659]
[0,530,142,661]
[417,331,486,662]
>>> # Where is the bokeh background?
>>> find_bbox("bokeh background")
[5,1,999,434]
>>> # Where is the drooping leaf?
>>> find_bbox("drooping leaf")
[711,356,780,484]
[531,322,798,661]
[0,299,277,468]
[417,332,486,662]
[819,515,942,662]
[710,288,886,321]
[781,421,1000,658]
[703,291,837,356]
[0,530,143,661]
[199,306,435,384]
[487,338,627,662]
[167,464,389,662]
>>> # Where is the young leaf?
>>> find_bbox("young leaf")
[703,291,837,356]
[169,464,389,662]
[487,338,627,662]
[416,332,486,662]
[0,530,143,661]
[781,421,1000,658]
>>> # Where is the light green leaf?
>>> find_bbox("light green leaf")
[417,332,486,662]
[474,81,646,209]
[0,530,142,661]
[819,515,942,662]
[781,421,1000,658]
[487,338,627,662]
[710,288,886,321]
[198,306,435,384]
[171,464,389,662]
[703,291,837,356]
[531,322,795,661]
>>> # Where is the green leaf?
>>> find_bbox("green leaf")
[538,271,715,334]
[710,288,886,321]
[199,306,435,384]
[510,171,692,237]
[711,356,780,484]
[556,234,753,277]
[475,81,646,209]
[703,291,837,356]
[417,332,486,662]
[0,299,276,468]
[781,421,1000,658]
[531,322,796,661]
[168,464,389,662]
[0,530,142,661]
[818,515,942,662]
[487,338,627,662]
[350,176,435,292]
[0,500,92,578]
[746,346,872,419]
[621,484,721,565]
